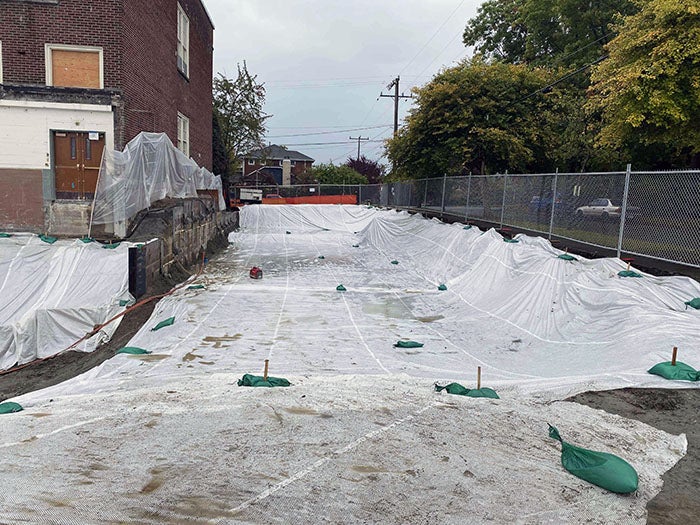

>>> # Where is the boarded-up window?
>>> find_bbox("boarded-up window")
[50,48,101,88]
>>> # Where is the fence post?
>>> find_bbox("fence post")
[359,184,362,204]
[464,172,472,221]
[318,183,321,197]
[617,164,632,258]
[548,169,558,240]
[499,171,508,229]
[423,179,428,209]
[440,173,447,217]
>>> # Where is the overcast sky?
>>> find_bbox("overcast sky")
[204,0,481,166]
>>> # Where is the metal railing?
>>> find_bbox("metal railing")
[236,168,700,269]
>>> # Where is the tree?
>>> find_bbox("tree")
[464,0,635,70]
[299,163,368,185]
[213,62,271,182]
[343,156,386,184]
[587,0,700,166]
[386,58,569,179]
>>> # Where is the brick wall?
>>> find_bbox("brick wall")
[0,0,123,88]
[0,168,44,230]
[122,0,213,169]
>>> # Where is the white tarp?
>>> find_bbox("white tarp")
[2,205,696,523]
[0,234,131,370]
[91,132,226,226]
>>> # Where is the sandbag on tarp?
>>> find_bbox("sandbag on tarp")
[684,298,700,310]
[151,317,175,331]
[187,284,205,290]
[648,361,700,382]
[336,284,347,292]
[80,237,94,243]
[0,402,23,414]
[462,225,472,230]
[116,347,151,355]
[558,254,577,261]
[548,424,639,494]
[102,242,121,249]
[438,284,447,291]
[318,255,325,259]
[503,238,519,243]
[618,270,642,278]
[434,383,499,399]
[0,233,13,238]
[237,373,291,388]
[394,340,423,348]
[38,234,57,244]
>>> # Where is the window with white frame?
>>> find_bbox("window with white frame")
[177,3,190,77]
[248,159,255,165]
[177,112,190,156]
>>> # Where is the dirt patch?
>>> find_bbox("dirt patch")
[570,388,700,524]
[0,268,189,402]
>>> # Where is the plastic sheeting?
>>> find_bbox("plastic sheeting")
[90,132,226,227]
[0,234,131,370]
[1,205,694,522]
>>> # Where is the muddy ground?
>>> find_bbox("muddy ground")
[571,388,700,524]
[1,256,697,523]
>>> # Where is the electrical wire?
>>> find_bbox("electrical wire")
[267,125,390,139]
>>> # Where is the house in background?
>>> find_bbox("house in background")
[240,144,314,186]
[0,0,214,234]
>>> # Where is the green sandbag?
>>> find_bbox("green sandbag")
[434,383,500,399]
[151,316,175,331]
[648,361,699,382]
[79,236,94,243]
[237,373,291,388]
[503,238,519,243]
[0,233,13,238]
[285,231,291,234]
[38,234,57,244]
[102,242,121,249]
[116,347,151,355]
[684,298,700,310]
[438,284,447,291]
[391,260,399,265]
[558,253,577,261]
[0,402,24,414]
[394,340,423,348]
[548,424,639,494]
[463,225,472,230]
[618,270,642,278]
[119,299,131,306]
[352,244,360,248]
[336,284,347,291]
[187,284,205,290]
[318,255,325,259]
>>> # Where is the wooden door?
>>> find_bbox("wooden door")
[54,131,105,199]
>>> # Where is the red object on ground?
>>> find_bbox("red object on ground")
[249,267,263,279]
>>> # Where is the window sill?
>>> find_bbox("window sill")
[177,68,190,82]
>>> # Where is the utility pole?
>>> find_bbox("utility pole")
[380,76,413,136]
[349,136,369,161]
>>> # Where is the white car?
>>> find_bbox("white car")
[575,198,636,219]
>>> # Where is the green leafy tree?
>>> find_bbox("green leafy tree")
[343,156,386,184]
[213,62,271,183]
[587,0,700,166]
[300,163,368,185]
[464,0,635,70]
[386,58,567,179]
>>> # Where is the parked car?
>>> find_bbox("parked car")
[575,198,638,220]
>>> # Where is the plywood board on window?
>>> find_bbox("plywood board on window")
[51,49,100,88]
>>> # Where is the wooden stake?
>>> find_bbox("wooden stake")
[477,366,482,390]
[671,347,678,366]
[263,359,269,380]
[627,262,631,271]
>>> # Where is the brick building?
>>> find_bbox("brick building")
[0,0,214,232]
[241,145,315,186]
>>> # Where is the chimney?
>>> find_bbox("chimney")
[282,158,292,185]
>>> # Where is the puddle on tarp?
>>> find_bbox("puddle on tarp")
[362,300,413,319]
[416,315,444,323]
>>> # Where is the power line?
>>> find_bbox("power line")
[399,0,468,76]
[266,125,389,139]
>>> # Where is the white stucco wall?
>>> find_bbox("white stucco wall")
[0,100,114,169]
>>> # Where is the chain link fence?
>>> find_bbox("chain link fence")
[234,169,700,268]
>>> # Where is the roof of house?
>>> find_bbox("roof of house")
[243,145,315,163]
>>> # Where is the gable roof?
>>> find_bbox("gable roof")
[243,145,315,163]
